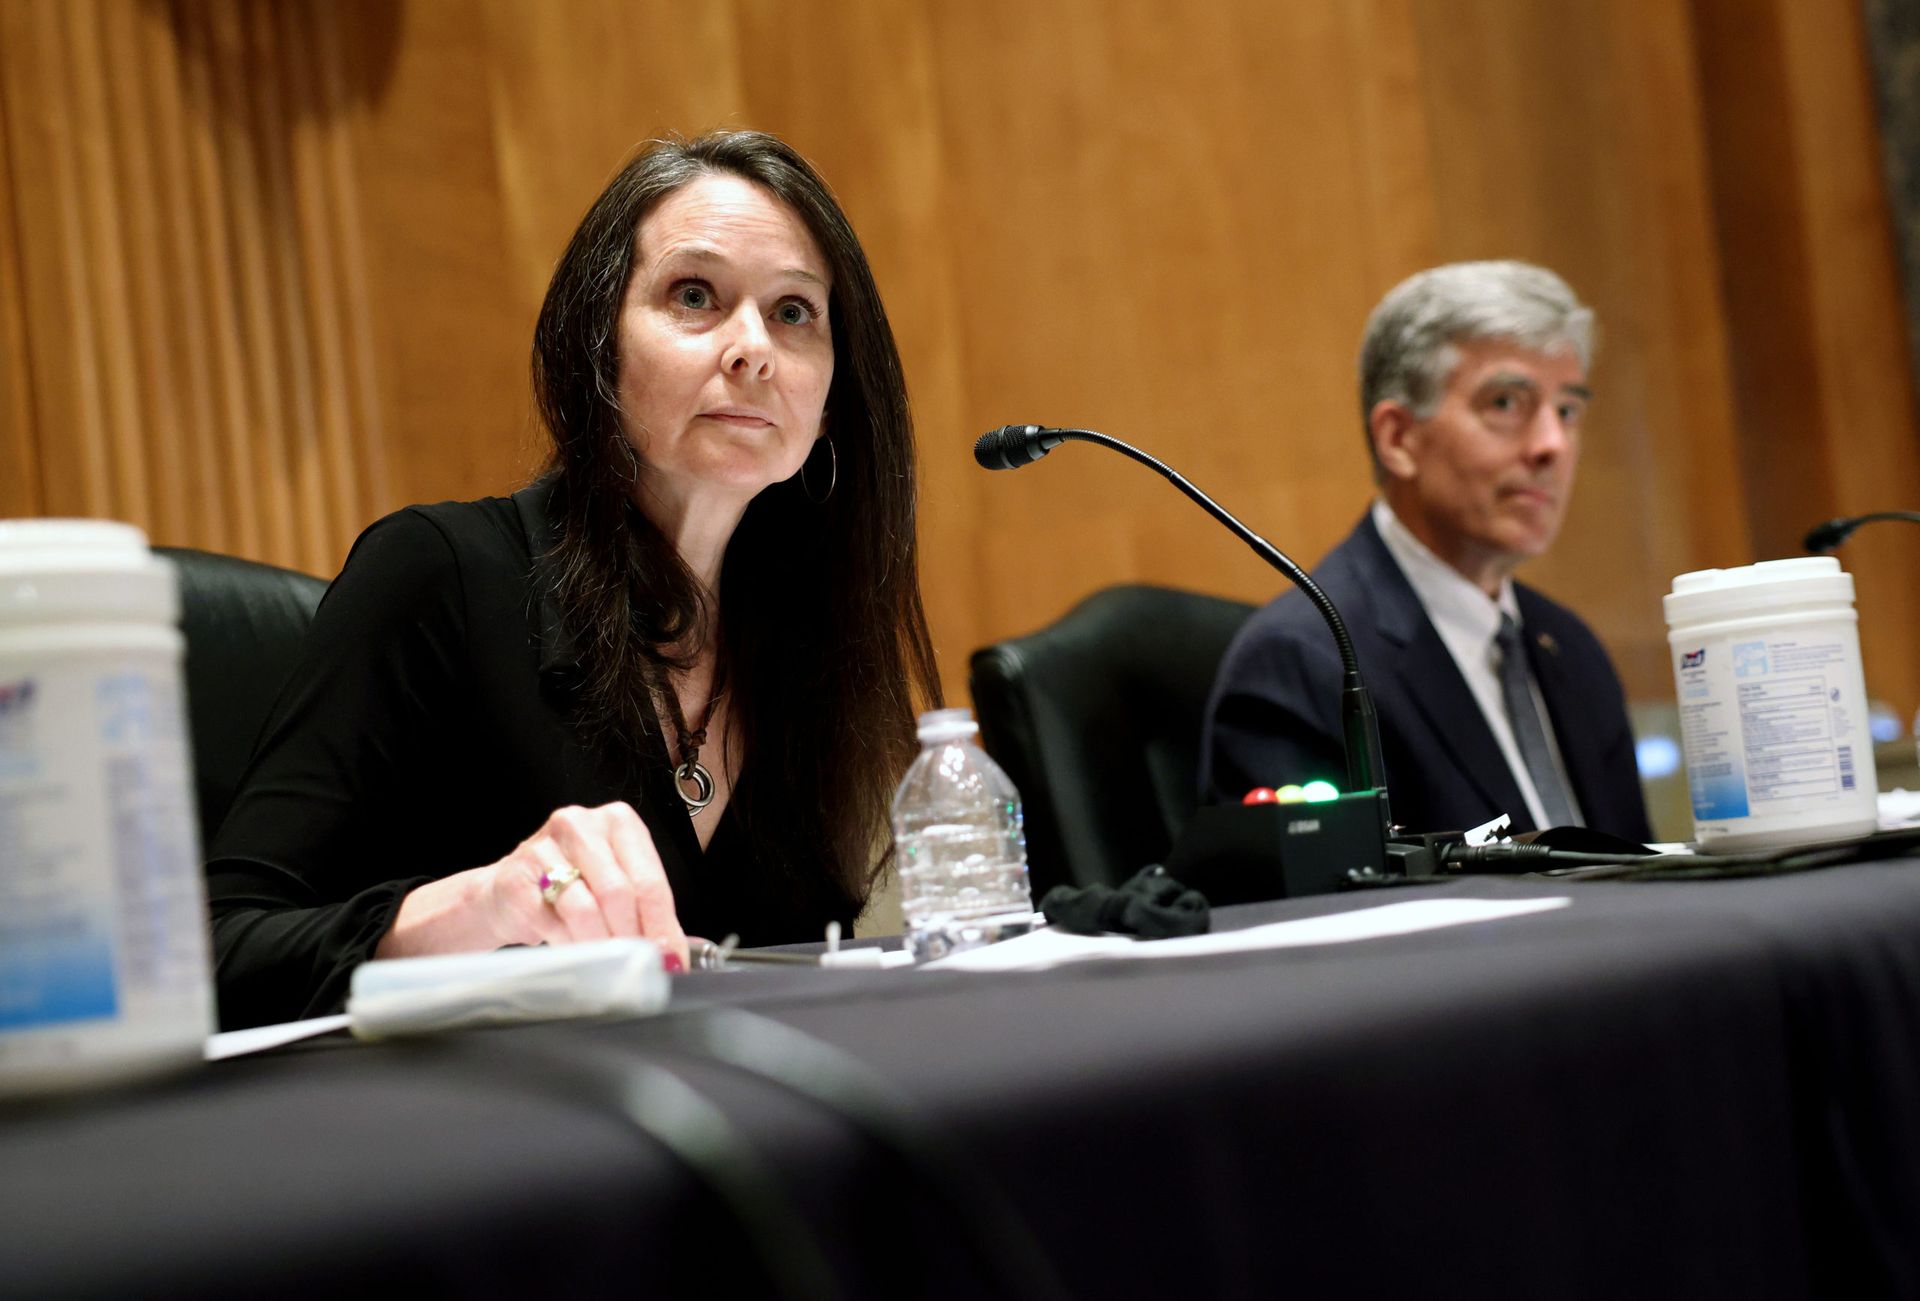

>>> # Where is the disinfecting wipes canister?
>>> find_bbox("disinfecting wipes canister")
[1664,557,1878,853]
[0,521,213,1094]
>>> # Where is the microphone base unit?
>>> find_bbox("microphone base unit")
[1165,791,1391,904]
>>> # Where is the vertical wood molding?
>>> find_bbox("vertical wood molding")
[0,16,43,519]
[1342,0,1440,290]
[1691,0,1920,713]
[177,0,262,555]
[309,5,390,525]
[1690,0,1837,557]
[0,0,390,570]
[15,0,116,518]
[138,0,230,549]
[65,0,154,529]
[102,0,187,543]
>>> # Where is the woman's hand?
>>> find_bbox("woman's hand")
[376,802,691,970]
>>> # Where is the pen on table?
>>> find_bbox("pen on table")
[686,925,897,970]
[687,935,820,970]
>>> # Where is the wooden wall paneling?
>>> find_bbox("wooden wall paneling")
[921,0,1397,667]
[1340,0,1441,299]
[1205,0,1407,549]
[919,0,1149,657]
[0,17,43,520]
[1596,2,1749,585]
[65,0,156,531]
[200,0,299,564]
[1775,0,1920,717]
[241,0,331,576]
[1689,0,1837,567]
[477,0,749,319]
[135,0,227,550]
[341,0,528,516]
[309,3,392,533]
[174,0,262,557]
[4,0,116,520]
[279,0,364,562]
[99,0,190,546]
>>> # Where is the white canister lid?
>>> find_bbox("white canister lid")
[1664,556,1855,628]
[0,519,178,625]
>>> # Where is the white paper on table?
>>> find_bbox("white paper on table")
[1879,788,1920,830]
[1463,813,1512,846]
[921,896,1572,973]
[206,1014,352,1061]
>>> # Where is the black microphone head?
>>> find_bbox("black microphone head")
[1804,517,1855,553]
[974,425,1050,470]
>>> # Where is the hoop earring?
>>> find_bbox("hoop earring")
[801,435,837,504]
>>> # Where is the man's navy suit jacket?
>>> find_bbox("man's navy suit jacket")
[1200,513,1654,841]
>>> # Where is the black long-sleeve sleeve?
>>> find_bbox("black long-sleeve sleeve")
[206,488,849,1030]
[208,510,489,1027]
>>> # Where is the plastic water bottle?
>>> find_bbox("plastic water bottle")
[892,707,1034,960]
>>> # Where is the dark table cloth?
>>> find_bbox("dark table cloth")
[6,864,1920,1299]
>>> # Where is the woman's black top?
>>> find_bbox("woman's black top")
[207,480,855,1029]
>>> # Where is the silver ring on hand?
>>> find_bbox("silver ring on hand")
[539,862,582,906]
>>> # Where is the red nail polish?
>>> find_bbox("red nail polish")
[663,952,685,975]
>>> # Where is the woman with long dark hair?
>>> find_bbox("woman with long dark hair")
[206,131,940,1029]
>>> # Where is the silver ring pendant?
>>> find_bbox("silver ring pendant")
[675,759,715,812]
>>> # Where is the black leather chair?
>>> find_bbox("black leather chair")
[968,584,1256,897]
[157,548,329,848]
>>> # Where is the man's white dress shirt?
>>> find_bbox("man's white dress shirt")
[1370,499,1583,829]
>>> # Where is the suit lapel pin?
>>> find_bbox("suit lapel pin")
[1536,631,1559,656]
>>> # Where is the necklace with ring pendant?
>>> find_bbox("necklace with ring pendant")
[663,675,723,813]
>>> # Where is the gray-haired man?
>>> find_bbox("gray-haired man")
[1200,261,1653,840]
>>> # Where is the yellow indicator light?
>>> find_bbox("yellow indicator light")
[1274,784,1307,804]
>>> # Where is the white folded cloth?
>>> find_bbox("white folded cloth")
[347,939,670,1039]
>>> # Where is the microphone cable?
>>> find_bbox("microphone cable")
[1425,827,1920,882]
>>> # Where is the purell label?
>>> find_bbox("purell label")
[1674,633,1870,823]
[0,656,203,1036]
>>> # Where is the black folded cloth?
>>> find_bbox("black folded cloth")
[1040,865,1210,938]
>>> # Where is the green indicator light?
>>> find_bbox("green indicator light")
[1274,784,1307,804]
[1301,780,1341,803]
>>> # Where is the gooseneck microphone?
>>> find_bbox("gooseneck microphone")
[1804,511,1920,553]
[974,424,1389,815]
[973,424,1067,470]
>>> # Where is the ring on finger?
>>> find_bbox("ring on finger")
[539,862,583,906]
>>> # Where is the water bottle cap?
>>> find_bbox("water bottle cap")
[915,707,978,743]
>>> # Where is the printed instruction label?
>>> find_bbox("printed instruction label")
[1673,633,1867,823]
[0,657,202,1034]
